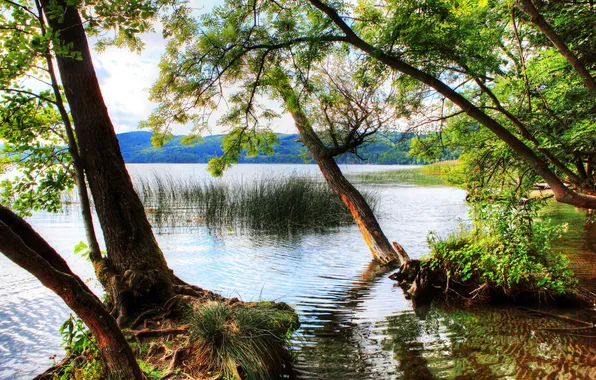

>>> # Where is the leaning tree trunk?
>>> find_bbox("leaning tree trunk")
[39,0,175,324]
[0,206,143,380]
[314,155,402,264]
[272,71,405,265]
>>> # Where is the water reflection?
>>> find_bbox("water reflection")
[1,164,594,379]
[547,202,596,293]
[293,262,397,379]
[383,312,436,380]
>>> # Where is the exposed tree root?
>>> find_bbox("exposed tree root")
[130,308,165,330]
[389,248,595,310]
[162,348,187,378]
[33,354,72,380]
[42,286,297,379]
[124,326,189,339]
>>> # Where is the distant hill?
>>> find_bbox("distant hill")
[116,131,430,165]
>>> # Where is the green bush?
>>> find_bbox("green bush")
[426,196,575,295]
[58,315,103,380]
[188,301,299,380]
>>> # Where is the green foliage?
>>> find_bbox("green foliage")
[0,0,76,216]
[396,0,596,197]
[187,301,299,380]
[426,196,575,295]
[58,314,103,380]
[0,0,188,217]
[73,241,106,262]
[0,91,74,215]
[138,360,166,380]
[73,241,89,259]
[145,0,417,175]
[208,128,278,177]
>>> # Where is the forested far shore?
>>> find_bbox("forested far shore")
[117,131,457,165]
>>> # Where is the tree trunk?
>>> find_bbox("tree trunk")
[0,205,96,297]
[0,206,143,380]
[36,0,104,273]
[308,0,596,209]
[317,154,401,264]
[39,0,175,323]
[517,0,596,91]
[272,71,402,265]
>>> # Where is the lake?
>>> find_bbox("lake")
[0,164,594,379]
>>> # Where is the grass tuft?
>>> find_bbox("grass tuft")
[187,301,299,380]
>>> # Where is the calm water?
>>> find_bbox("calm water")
[0,164,594,379]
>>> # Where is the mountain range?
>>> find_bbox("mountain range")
[116,131,429,165]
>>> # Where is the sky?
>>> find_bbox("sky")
[89,0,295,136]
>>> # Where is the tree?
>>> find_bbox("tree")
[145,1,409,264]
[0,204,143,380]
[35,0,193,325]
[269,68,405,264]
[147,0,596,210]
[305,0,596,208]
[1,0,214,325]
[0,0,103,277]
[155,0,595,209]
[516,0,596,91]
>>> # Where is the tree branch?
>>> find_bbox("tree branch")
[517,0,596,91]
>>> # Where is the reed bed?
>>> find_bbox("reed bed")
[350,161,462,186]
[134,174,379,232]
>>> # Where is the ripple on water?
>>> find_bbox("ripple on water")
[1,165,595,379]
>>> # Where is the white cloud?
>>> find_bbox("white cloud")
[88,0,298,137]
[90,34,164,134]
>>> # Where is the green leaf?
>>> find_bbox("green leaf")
[74,241,88,255]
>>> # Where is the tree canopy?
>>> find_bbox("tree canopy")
[146,0,595,208]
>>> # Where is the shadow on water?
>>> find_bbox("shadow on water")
[383,312,436,380]
[292,261,439,380]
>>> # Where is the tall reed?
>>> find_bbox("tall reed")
[134,174,379,232]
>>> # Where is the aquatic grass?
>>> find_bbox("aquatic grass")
[418,160,460,176]
[352,169,446,186]
[134,174,379,232]
[187,301,299,380]
[351,161,463,186]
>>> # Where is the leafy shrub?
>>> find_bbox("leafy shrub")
[426,196,575,295]
[188,301,299,379]
[58,315,103,380]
